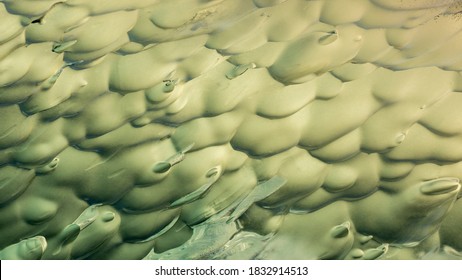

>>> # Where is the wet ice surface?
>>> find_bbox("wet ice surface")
[1,0,462,260]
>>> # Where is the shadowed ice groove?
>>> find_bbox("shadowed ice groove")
[350,177,461,245]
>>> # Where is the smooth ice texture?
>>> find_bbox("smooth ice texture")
[1,0,462,260]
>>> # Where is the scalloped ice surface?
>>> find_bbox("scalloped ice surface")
[1,0,462,260]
